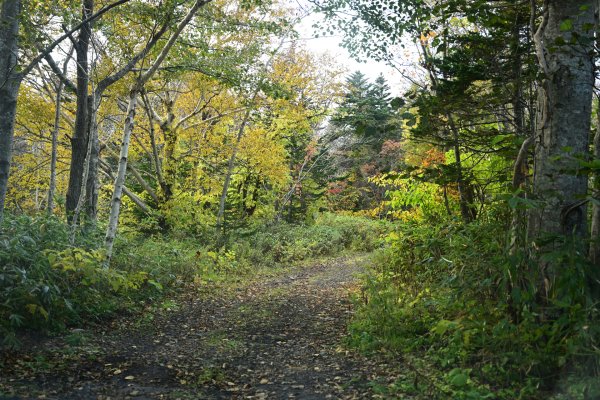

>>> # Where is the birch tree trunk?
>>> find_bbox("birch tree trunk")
[104,0,211,263]
[104,89,138,259]
[48,80,64,214]
[590,98,600,265]
[527,0,596,241]
[0,0,21,223]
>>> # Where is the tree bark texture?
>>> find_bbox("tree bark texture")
[104,89,138,260]
[528,0,596,241]
[590,98,600,265]
[0,0,21,222]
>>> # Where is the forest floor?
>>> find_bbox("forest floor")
[0,256,401,399]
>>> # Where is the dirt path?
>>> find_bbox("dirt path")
[1,256,394,399]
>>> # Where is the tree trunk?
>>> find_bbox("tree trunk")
[0,0,21,223]
[590,97,600,265]
[453,141,474,223]
[104,0,210,263]
[141,91,166,190]
[48,80,64,214]
[527,0,596,242]
[70,92,97,242]
[66,0,94,221]
[105,89,138,261]
[216,143,240,233]
[161,128,177,202]
[448,118,476,223]
[159,97,177,203]
[99,159,150,213]
[84,94,101,221]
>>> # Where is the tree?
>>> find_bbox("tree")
[327,72,401,210]
[104,0,212,262]
[0,0,131,222]
[317,1,534,222]
[0,0,22,222]
[527,1,597,243]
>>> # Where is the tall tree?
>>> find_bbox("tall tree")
[104,0,212,262]
[0,0,131,222]
[0,0,21,223]
[527,1,597,242]
[65,0,94,223]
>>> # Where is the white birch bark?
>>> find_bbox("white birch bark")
[104,0,211,263]
[48,79,64,214]
[590,97,600,265]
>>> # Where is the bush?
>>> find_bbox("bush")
[0,215,105,346]
[349,215,600,399]
[232,213,389,267]
[1,212,387,348]
[0,215,186,348]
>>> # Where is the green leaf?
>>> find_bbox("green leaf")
[450,373,468,387]
[447,368,469,387]
[491,134,508,146]
[390,97,405,109]
[559,19,573,32]
[148,279,163,291]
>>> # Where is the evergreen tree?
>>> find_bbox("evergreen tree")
[331,71,400,149]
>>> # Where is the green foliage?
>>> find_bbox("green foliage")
[0,215,163,347]
[1,212,385,349]
[232,213,388,267]
[349,211,600,398]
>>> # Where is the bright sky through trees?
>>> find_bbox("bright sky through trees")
[290,0,404,95]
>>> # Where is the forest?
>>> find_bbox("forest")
[0,0,599,398]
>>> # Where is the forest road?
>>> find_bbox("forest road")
[1,255,395,399]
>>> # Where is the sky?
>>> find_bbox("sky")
[289,2,406,96]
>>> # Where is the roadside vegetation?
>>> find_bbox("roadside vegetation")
[1,212,386,348]
[1,0,599,398]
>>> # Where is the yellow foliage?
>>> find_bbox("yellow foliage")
[239,126,289,188]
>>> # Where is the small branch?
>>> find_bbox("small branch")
[22,0,133,78]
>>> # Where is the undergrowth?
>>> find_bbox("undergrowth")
[349,211,600,399]
[0,212,386,348]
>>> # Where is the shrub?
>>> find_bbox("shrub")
[232,213,389,267]
[1,212,386,348]
[349,215,600,398]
